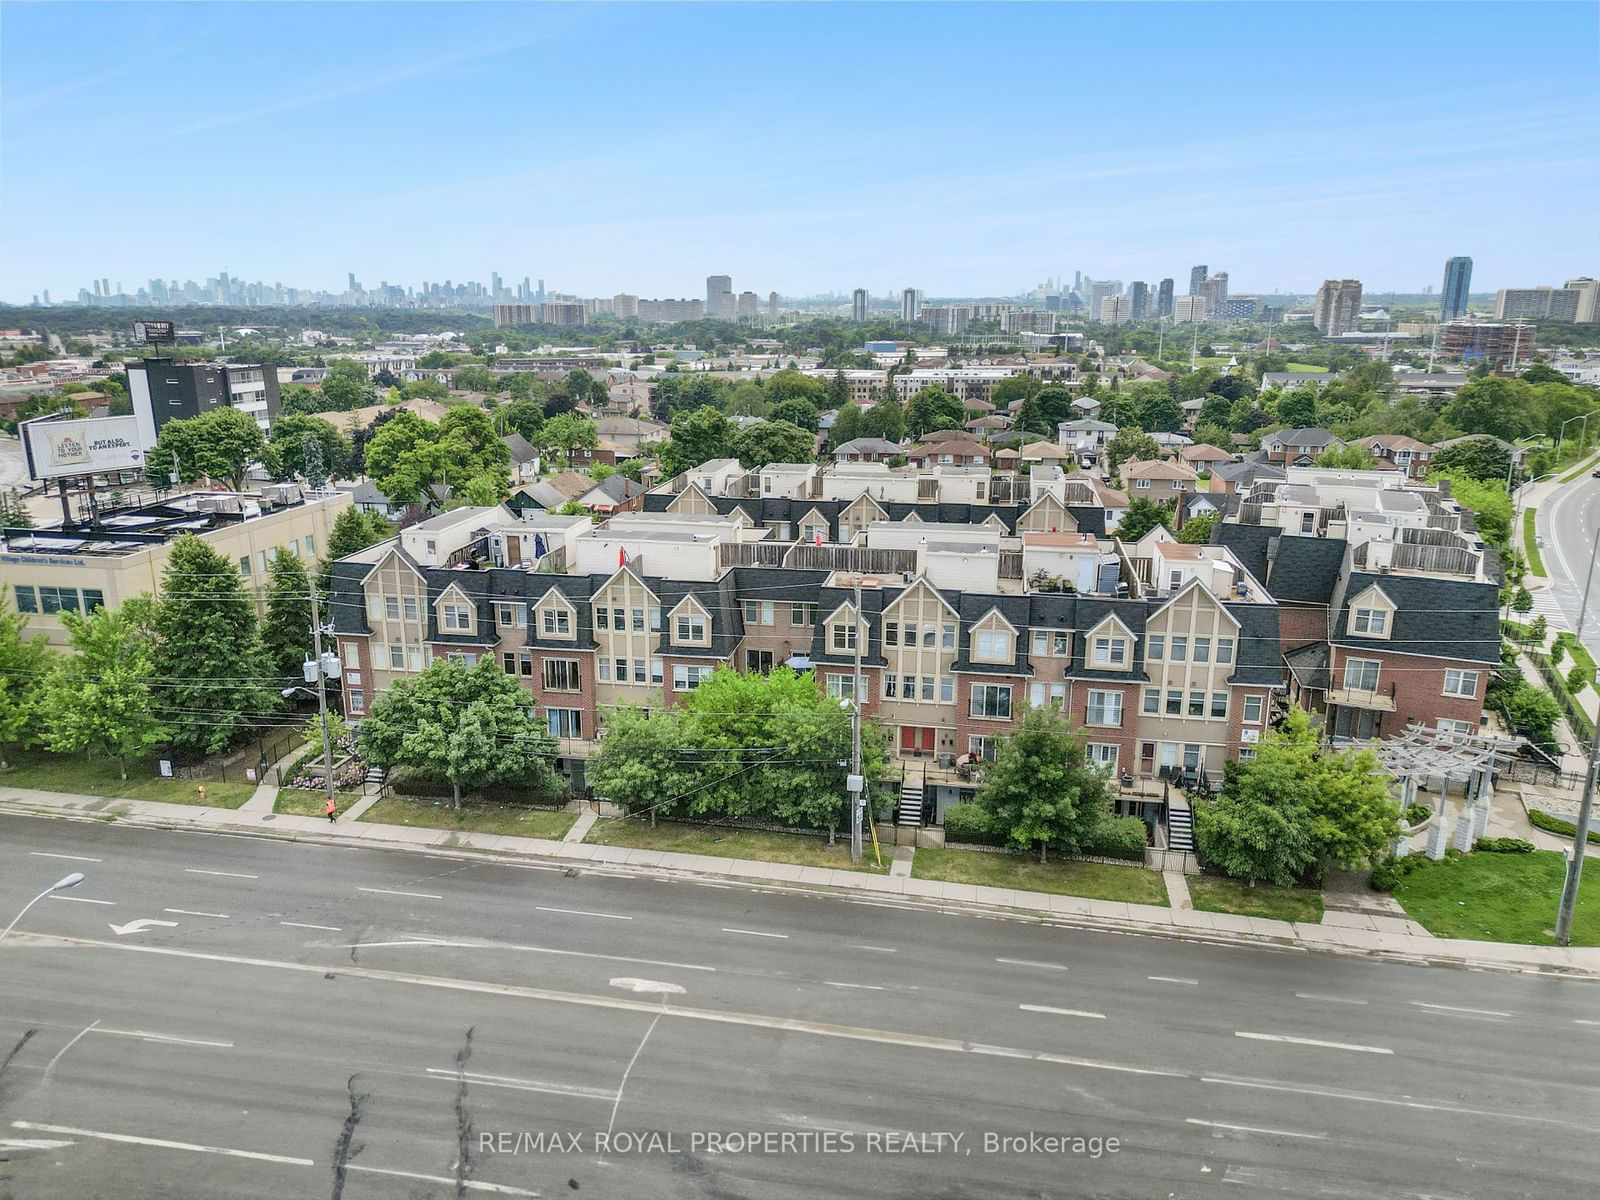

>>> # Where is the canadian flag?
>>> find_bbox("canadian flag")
[813,529,823,546]
[618,547,627,567]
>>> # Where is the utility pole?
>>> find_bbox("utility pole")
[1555,715,1599,945]
[848,577,864,864]
[309,577,336,807]
[1426,319,1440,374]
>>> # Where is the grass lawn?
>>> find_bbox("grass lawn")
[1186,874,1324,923]
[358,794,577,840]
[1558,451,1600,484]
[911,846,1168,905]
[1392,850,1598,946]
[0,750,254,808]
[1284,362,1328,372]
[274,788,364,817]
[1523,507,1545,576]
[584,818,898,874]
[1555,631,1598,693]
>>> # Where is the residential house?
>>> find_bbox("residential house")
[833,437,904,463]
[907,439,991,468]
[1178,443,1235,473]
[1019,440,1070,470]
[1259,427,1344,467]
[1352,435,1436,480]
[1120,458,1199,505]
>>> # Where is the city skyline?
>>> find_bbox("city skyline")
[2,2,1597,301]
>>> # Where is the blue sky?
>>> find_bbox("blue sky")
[3,2,1596,302]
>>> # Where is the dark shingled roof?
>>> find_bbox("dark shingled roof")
[1331,571,1500,664]
[1263,535,1346,605]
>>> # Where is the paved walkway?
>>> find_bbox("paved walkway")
[4,784,1597,977]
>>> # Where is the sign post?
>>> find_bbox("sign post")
[132,320,175,346]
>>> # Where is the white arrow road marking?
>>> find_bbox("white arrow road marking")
[423,1068,615,1101]
[344,1164,539,1195]
[1020,1004,1106,1020]
[1235,1031,1392,1055]
[609,977,686,995]
[108,919,179,936]
[0,1138,77,1150]
[29,852,101,863]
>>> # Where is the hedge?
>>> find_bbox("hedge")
[386,766,565,808]
[939,803,1148,861]
[1528,651,1596,743]
[1528,808,1600,847]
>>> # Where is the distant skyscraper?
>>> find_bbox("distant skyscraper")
[1199,273,1229,309]
[768,291,780,318]
[1156,278,1175,319]
[1565,277,1599,324]
[706,274,734,320]
[347,272,358,293]
[1313,279,1363,335]
[851,287,868,322]
[1128,281,1150,321]
[900,287,924,322]
[1440,257,1472,321]
[737,290,759,321]
[1189,265,1207,296]
[491,272,502,300]
[1098,295,1132,325]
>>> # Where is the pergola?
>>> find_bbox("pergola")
[1372,725,1519,858]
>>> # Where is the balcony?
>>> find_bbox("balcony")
[1326,682,1397,711]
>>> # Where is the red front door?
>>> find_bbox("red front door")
[900,726,935,755]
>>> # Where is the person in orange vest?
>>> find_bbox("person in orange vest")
[325,795,338,823]
[197,784,206,805]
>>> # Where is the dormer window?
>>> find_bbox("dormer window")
[1353,608,1388,635]
[676,615,707,643]
[975,630,1011,661]
[442,604,472,631]
[542,608,571,636]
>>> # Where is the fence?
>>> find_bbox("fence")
[1528,650,1596,745]
[170,725,304,785]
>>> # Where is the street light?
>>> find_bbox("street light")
[1555,411,1600,468]
[2,872,85,942]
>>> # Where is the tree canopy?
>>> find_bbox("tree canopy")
[146,407,265,491]
[973,705,1110,862]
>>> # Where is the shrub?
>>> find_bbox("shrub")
[1080,815,1149,861]
[1369,853,1424,892]
[942,801,1005,846]
[1568,664,1590,693]
[1528,808,1600,847]
[1404,802,1432,826]
[1474,836,1535,854]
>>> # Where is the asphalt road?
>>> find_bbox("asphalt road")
[1,813,1597,1200]
[1539,470,1600,655]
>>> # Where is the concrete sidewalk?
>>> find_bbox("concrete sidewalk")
[5,784,1599,978]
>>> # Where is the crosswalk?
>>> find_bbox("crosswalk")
[1527,588,1571,632]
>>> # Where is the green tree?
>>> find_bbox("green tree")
[765,369,827,405]
[1529,614,1549,646]
[1432,471,1513,550]
[1511,586,1533,615]
[41,599,166,781]
[829,403,864,447]
[1104,426,1161,475]
[858,397,906,441]
[657,406,735,477]
[1429,438,1512,483]
[359,657,560,810]
[1303,737,1401,871]
[826,370,851,411]
[974,706,1108,862]
[1445,377,1533,442]
[542,412,599,465]
[147,407,266,490]
[1115,496,1173,542]
[0,585,51,769]
[905,386,965,437]
[989,375,1041,411]
[1015,384,1075,435]
[1195,711,1319,886]
[319,506,391,592]
[1315,444,1373,469]
[1274,386,1318,428]
[318,359,374,411]
[498,400,545,444]
[401,377,450,403]
[584,706,699,827]
[153,535,279,753]
[1134,385,1182,433]
[1176,511,1218,544]
[1502,682,1561,749]
[732,419,815,469]
[769,397,820,432]
[452,365,496,393]
[262,548,313,678]
[263,414,351,482]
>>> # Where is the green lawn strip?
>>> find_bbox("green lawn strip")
[1186,874,1323,923]
[1527,808,1600,847]
[911,845,1168,905]
[584,817,896,874]
[1522,507,1545,576]
[274,788,364,817]
[358,794,577,839]
[1392,850,1598,946]
[1558,450,1600,484]
[1284,363,1327,372]
[1554,632,1598,694]
[0,751,253,808]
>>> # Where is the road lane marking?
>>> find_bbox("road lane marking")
[344,1164,539,1195]
[29,852,100,863]
[327,935,717,973]
[423,1067,616,1102]
[850,945,897,953]
[1575,1019,1600,1026]
[1020,1004,1106,1020]
[10,1121,309,1166]
[995,958,1068,971]
[535,906,631,921]
[1235,1032,1391,1055]
[183,869,258,880]
[357,887,442,900]
[48,895,113,905]
[0,1138,76,1150]
[1200,1075,1598,1131]
[721,927,788,939]
[164,909,229,920]
[1294,993,1367,1005]
[93,1028,233,1049]
[824,981,887,991]
[43,1021,100,1081]
[1149,976,1198,986]
[1186,1118,1325,1140]
[1411,1001,1511,1018]
[609,978,686,996]
[279,921,342,932]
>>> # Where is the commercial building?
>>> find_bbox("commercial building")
[3,486,350,647]
[737,291,759,321]
[900,288,924,323]
[706,275,734,320]
[1098,295,1132,325]
[539,301,587,327]
[1127,281,1149,321]
[1313,279,1363,335]
[852,288,868,322]
[921,306,972,335]
[1439,257,1472,321]
[125,357,280,436]
[1000,309,1057,334]
[1437,321,1535,366]
[1563,277,1598,323]
[1171,296,1208,323]
[1156,278,1175,319]
[1211,296,1258,320]
[637,298,704,323]
[1198,273,1229,309]
[612,294,640,320]
[768,292,780,319]
[1493,286,1582,322]
[1189,266,1208,296]
[493,304,538,327]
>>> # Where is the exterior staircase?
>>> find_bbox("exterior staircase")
[897,779,925,828]
[363,764,387,788]
[1167,797,1195,853]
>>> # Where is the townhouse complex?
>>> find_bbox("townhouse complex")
[328,453,1501,828]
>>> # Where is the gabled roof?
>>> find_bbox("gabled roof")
[834,437,902,455]
[1353,434,1434,453]
[1121,458,1199,481]
[1179,443,1235,463]
[1265,427,1339,448]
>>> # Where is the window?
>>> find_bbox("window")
[1344,658,1380,692]
[1443,669,1480,698]
[883,674,897,699]
[1183,744,1202,771]
[651,658,663,684]
[1353,608,1388,635]
[238,555,252,579]
[343,643,360,668]
[503,652,516,674]
[14,585,36,613]
[304,534,315,556]
[1243,695,1264,724]
[676,615,707,643]
[922,625,935,648]
[921,676,935,700]
[1166,690,1182,715]
[514,649,529,676]
[614,657,628,682]
[904,623,919,647]
[598,658,611,682]
[388,644,405,669]
[632,607,646,631]
[826,672,863,700]
[596,606,609,630]
[746,649,774,673]
[1170,636,1187,662]
[613,607,625,630]
[792,603,817,626]
[257,550,269,574]
[1093,637,1127,667]
[1237,747,1256,763]
[939,676,954,702]
[1210,692,1227,718]
[1135,478,1151,489]
[85,587,105,610]
[632,659,646,683]
[1193,637,1211,663]
[743,600,774,626]
[1216,637,1234,664]
[970,684,1012,720]
[649,608,662,631]
[496,603,525,628]
[673,664,709,691]
[442,604,471,631]
[1168,569,1184,591]
[289,538,300,557]
[1029,682,1066,708]
[540,608,570,636]
[545,709,583,738]
[831,622,857,652]
[1086,690,1122,726]
[885,621,899,647]
[403,596,419,621]
[900,674,915,698]
[40,586,73,614]
[543,659,580,691]
[385,595,400,620]
[1439,718,1473,737]
[802,523,826,543]
[968,735,998,762]
[1143,688,1159,714]
[1031,630,1048,656]
[1087,744,1118,771]
[347,689,365,714]
[942,623,956,649]
[1188,690,1205,716]
[1147,635,1163,660]
[975,630,1011,661]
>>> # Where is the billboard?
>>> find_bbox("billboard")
[132,319,175,345]
[20,415,146,481]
